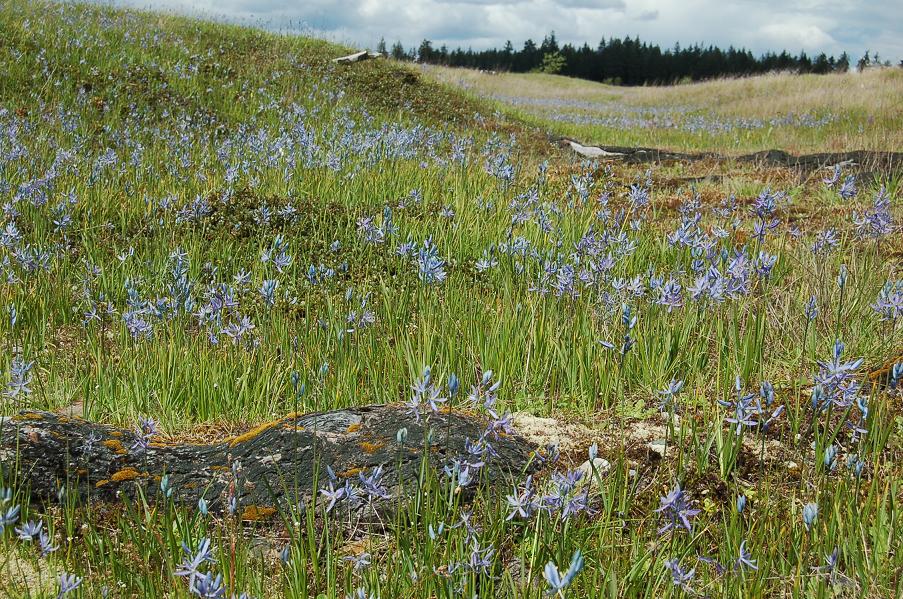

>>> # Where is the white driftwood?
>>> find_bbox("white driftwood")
[564,140,624,158]
[332,51,384,64]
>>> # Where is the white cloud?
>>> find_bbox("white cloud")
[760,22,836,50]
[105,0,902,62]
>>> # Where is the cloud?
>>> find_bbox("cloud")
[760,22,836,50]
[105,0,901,62]
[555,0,626,9]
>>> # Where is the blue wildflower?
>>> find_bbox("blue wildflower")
[57,573,82,598]
[664,558,695,592]
[15,519,42,541]
[0,505,21,532]
[655,484,700,534]
[175,537,216,582]
[543,549,584,596]
[802,503,818,531]
[734,540,758,571]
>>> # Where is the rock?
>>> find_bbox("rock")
[658,411,680,427]
[577,457,611,485]
[557,140,903,176]
[647,440,667,457]
[0,406,538,515]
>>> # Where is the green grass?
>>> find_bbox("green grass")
[0,1,901,597]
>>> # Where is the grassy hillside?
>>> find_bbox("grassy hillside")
[426,65,903,153]
[0,2,901,598]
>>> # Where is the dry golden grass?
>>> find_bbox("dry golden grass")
[424,65,903,153]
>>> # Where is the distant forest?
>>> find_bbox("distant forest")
[377,32,893,86]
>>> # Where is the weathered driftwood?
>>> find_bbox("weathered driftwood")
[0,406,537,519]
[563,139,625,159]
[332,51,383,64]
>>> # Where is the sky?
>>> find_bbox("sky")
[110,0,902,63]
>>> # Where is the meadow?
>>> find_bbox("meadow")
[427,65,903,153]
[0,1,901,597]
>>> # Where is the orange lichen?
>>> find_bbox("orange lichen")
[103,439,127,455]
[149,441,175,448]
[337,467,363,478]
[95,479,110,488]
[240,505,277,521]
[109,431,123,438]
[346,423,362,433]
[228,421,279,447]
[11,412,43,422]
[210,465,230,472]
[360,441,384,454]
[110,468,142,482]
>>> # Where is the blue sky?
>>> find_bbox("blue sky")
[111,0,901,63]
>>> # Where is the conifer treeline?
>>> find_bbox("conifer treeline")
[379,32,855,85]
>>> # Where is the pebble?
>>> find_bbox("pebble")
[577,457,612,484]
[647,440,667,457]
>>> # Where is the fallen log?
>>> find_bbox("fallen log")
[563,139,625,159]
[332,51,383,64]
[0,406,538,518]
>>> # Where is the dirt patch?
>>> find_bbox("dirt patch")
[513,411,796,474]
[0,548,55,598]
[511,412,595,454]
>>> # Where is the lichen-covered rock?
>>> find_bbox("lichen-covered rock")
[0,405,538,517]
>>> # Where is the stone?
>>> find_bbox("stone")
[576,457,611,485]
[0,406,538,516]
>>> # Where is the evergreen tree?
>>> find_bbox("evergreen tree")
[836,52,850,72]
[390,41,406,60]
[417,39,435,62]
[385,31,849,86]
[540,51,566,74]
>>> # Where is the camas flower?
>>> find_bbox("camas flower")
[655,484,700,534]
[175,537,216,582]
[657,379,684,412]
[543,549,584,596]
[506,475,536,520]
[4,357,34,401]
[838,175,857,200]
[802,503,818,531]
[0,505,20,532]
[664,558,695,591]
[57,573,82,598]
[39,530,59,556]
[15,519,42,541]
[416,237,446,285]
[190,571,225,598]
[734,540,758,571]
